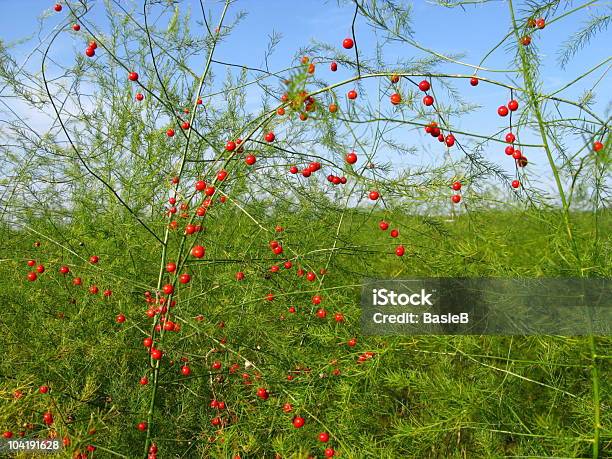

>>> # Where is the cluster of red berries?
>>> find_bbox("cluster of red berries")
[84,40,97,58]
[417,80,435,107]
[497,99,519,117]
[521,17,546,46]
[289,161,322,177]
[147,442,158,459]
[357,351,376,363]
[378,221,405,256]
[279,89,318,121]
[424,121,455,147]
[24,254,112,298]
[326,174,348,185]
[451,181,462,204]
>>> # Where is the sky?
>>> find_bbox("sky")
[1,0,610,201]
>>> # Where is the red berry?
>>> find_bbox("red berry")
[181,365,191,376]
[325,447,336,457]
[395,245,405,257]
[342,38,354,49]
[27,259,35,267]
[137,422,147,431]
[256,387,269,400]
[536,18,545,29]
[89,285,99,294]
[39,385,49,394]
[212,360,222,369]
[179,273,191,284]
[181,121,190,130]
[166,262,176,273]
[143,337,153,347]
[497,105,509,117]
[116,313,126,323]
[289,165,298,174]
[445,134,455,147]
[511,180,521,189]
[3,431,13,439]
[593,141,604,152]
[225,140,236,152]
[135,93,144,101]
[162,284,174,295]
[166,128,175,137]
[72,277,82,286]
[264,132,275,142]
[89,255,99,264]
[316,308,327,319]
[312,295,322,305]
[88,40,98,49]
[54,4,62,12]
[390,93,401,105]
[140,376,149,385]
[418,80,431,91]
[42,411,54,425]
[470,77,479,86]
[235,271,245,281]
[334,312,344,322]
[330,61,338,71]
[347,90,357,100]
[151,349,163,360]
[505,146,515,155]
[72,24,81,31]
[345,152,357,164]
[245,154,256,165]
[318,432,330,443]
[128,72,139,82]
[369,190,379,201]
[521,36,532,46]
[423,95,434,106]
[195,180,206,192]
[348,338,357,347]
[217,170,228,181]
[451,194,461,204]
[27,272,37,281]
[390,229,399,238]
[191,245,205,258]
[292,416,305,428]
[505,132,516,143]
[451,181,462,191]
[507,100,519,111]
[379,221,389,230]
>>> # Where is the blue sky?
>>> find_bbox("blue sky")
[1,1,610,199]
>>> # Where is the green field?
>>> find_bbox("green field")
[1,209,610,458]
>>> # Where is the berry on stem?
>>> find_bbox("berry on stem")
[418,80,431,91]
